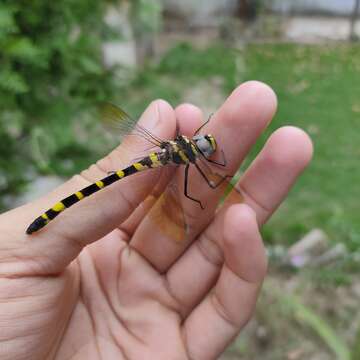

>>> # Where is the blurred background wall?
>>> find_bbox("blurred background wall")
[271,0,355,15]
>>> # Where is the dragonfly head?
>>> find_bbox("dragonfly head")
[193,134,217,158]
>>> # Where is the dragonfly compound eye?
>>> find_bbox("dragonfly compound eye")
[206,135,217,151]
[194,135,216,158]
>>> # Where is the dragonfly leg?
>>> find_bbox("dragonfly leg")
[184,164,204,209]
[194,163,232,189]
[204,149,227,167]
[194,113,214,135]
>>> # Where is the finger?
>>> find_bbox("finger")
[164,126,312,316]
[120,165,176,237]
[0,100,176,275]
[119,103,205,236]
[183,205,267,360]
[129,102,203,265]
[122,103,204,236]
[131,81,277,272]
[236,126,314,224]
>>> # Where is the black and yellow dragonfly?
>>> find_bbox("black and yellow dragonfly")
[26,103,241,238]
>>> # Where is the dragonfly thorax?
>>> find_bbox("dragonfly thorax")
[193,134,217,158]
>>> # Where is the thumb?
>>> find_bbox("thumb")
[0,100,176,275]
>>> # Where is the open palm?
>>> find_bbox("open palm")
[0,82,312,360]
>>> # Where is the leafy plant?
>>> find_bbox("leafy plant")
[267,284,351,360]
[0,0,121,209]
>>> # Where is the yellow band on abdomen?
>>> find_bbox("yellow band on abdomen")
[75,191,84,200]
[41,213,49,220]
[117,170,125,178]
[52,202,65,212]
[96,180,104,188]
[134,163,147,171]
[149,153,161,167]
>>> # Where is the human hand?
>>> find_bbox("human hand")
[0,82,312,360]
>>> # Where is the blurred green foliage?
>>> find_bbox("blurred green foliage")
[0,0,120,208]
[243,44,360,249]
[114,42,239,117]
[130,0,162,35]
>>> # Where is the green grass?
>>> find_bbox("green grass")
[243,44,360,250]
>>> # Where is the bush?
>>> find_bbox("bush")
[0,0,120,209]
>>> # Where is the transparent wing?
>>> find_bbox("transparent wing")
[138,158,243,243]
[147,182,187,242]
[100,102,135,132]
[147,158,243,242]
[100,102,163,146]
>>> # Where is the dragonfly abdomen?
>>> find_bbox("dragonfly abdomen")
[26,152,164,234]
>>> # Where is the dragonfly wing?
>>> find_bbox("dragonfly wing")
[146,160,243,242]
[100,102,163,146]
[147,182,187,242]
[100,102,136,138]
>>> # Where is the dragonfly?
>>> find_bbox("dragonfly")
[26,103,242,238]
